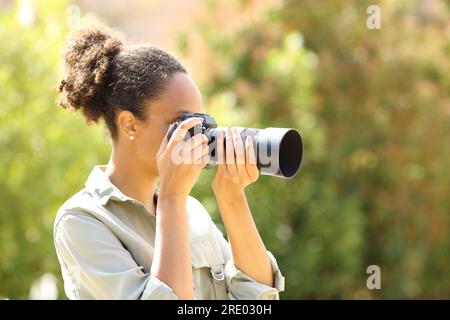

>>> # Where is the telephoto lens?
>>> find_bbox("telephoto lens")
[167,112,303,179]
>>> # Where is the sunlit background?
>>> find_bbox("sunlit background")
[0,0,449,299]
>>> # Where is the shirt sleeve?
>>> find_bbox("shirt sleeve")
[211,221,285,300]
[54,212,178,300]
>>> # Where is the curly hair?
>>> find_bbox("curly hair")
[58,25,187,140]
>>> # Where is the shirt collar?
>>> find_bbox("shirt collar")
[85,165,136,206]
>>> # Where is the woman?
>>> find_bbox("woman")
[54,25,284,300]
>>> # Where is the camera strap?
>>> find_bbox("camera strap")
[210,264,228,300]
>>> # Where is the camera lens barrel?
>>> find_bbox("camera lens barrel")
[206,127,302,179]
[167,113,303,179]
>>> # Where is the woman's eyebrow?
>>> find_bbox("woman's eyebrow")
[172,109,191,117]
[167,110,190,122]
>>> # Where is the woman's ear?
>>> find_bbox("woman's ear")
[117,110,137,140]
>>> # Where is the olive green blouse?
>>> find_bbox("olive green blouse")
[53,165,285,300]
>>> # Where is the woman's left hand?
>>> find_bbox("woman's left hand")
[212,127,259,199]
[211,128,273,288]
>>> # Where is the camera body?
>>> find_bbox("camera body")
[167,112,218,142]
[167,112,303,179]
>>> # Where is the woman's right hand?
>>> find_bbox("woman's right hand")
[156,117,210,199]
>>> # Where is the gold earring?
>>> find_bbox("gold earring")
[130,136,135,140]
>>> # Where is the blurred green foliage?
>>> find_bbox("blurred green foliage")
[0,0,449,299]
[181,0,450,299]
[0,0,110,299]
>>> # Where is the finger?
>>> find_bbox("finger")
[170,132,206,165]
[225,127,237,176]
[186,133,208,152]
[182,136,208,164]
[245,135,259,180]
[216,131,227,174]
[246,135,257,165]
[192,143,210,164]
[167,117,204,149]
[170,138,185,165]
[195,154,210,168]
[232,128,246,177]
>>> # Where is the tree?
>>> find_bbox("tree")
[0,0,110,299]
[179,0,450,298]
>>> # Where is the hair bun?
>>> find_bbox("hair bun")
[58,26,123,122]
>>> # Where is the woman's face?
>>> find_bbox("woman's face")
[119,72,204,177]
